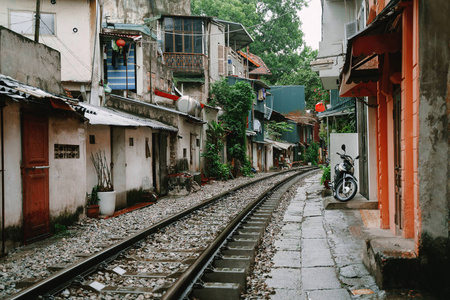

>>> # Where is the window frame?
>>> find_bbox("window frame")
[164,17,203,54]
[9,9,56,36]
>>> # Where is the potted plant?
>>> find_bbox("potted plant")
[91,150,116,216]
[86,187,100,218]
[320,164,331,189]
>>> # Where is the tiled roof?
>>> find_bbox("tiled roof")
[239,52,272,76]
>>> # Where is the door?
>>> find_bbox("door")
[22,113,50,243]
[159,133,168,195]
[358,99,369,198]
[393,90,403,232]
[152,133,160,193]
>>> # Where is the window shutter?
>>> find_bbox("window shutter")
[218,44,224,75]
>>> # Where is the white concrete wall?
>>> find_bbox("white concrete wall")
[265,144,274,171]
[0,102,22,227]
[330,133,359,192]
[86,125,111,195]
[112,127,127,207]
[177,118,202,173]
[209,23,226,82]
[125,127,153,191]
[0,0,93,84]
[48,115,86,215]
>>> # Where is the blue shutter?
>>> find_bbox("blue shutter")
[106,43,136,90]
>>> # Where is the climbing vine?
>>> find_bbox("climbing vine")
[202,121,229,179]
[210,79,254,176]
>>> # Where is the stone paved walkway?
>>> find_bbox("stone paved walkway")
[265,173,383,299]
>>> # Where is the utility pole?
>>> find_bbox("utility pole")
[34,0,41,42]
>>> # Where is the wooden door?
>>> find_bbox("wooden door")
[22,113,50,243]
[159,133,168,195]
[393,91,403,231]
[358,100,369,198]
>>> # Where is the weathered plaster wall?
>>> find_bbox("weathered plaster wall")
[0,27,64,95]
[0,101,22,228]
[102,0,191,24]
[0,0,93,84]
[125,127,153,192]
[177,120,201,172]
[86,125,111,195]
[48,114,86,215]
[112,127,127,208]
[417,1,450,294]
[418,0,450,241]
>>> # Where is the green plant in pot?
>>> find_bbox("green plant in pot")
[91,150,116,216]
[86,187,100,218]
[320,164,331,188]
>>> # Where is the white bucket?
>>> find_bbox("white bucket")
[98,191,116,216]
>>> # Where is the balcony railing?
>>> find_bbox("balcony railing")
[163,53,206,72]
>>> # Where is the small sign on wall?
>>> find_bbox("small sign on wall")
[54,144,80,159]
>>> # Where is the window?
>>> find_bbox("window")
[164,17,203,54]
[129,137,134,146]
[10,11,55,35]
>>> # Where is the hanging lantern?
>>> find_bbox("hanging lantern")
[315,102,326,112]
[116,39,126,48]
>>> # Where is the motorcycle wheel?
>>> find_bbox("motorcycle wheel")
[335,178,357,202]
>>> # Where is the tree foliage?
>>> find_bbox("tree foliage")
[265,120,293,141]
[192,0,326,110]
[192,0,306,83]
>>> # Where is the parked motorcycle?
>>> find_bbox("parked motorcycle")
[331,144,359,202]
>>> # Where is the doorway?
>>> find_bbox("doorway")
[393,89,403,232]
[22,113,50,243]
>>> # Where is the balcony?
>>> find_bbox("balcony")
[163,53,207,74]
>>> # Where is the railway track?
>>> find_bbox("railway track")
[7,167,317,299]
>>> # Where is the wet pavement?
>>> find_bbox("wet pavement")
[265,172,383,299]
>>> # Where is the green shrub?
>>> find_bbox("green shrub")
[306,141,319,165]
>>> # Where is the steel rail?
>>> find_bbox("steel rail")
[9,167,313,300]
[161,168,317,299]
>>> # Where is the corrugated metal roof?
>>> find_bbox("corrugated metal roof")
[264,139,296,150]
[0,74,76,111]
[110,94,206,124]
[77,102,178,132]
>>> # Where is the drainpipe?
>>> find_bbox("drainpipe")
[1,101,5,255]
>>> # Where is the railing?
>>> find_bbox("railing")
[163,53,206,72]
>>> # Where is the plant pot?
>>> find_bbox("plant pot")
[86,205,99,218]
[324,180,331,189]
[98,191,116,216]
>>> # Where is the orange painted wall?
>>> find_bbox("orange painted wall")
[377,92,390,229]
[401,3,415,239]
[373,0,421,242]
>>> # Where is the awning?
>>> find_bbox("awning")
[78,102,178,132]
[215,19,254,51]
[265,139,295,150]
[339,1,402,97]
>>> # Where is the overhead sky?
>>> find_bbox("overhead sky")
[298,0,322,50]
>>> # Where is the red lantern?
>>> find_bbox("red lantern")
[315,102,326,112]
[116,39,126,48]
